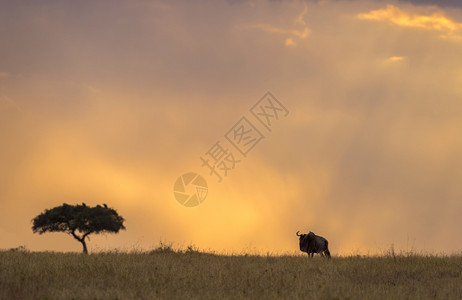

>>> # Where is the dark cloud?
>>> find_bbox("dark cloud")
[398,0,462,8]
[225,0,462,8]
[1,0,461,254]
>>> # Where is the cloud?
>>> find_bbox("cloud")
[0,93,22,112]
[285,37,296,46]
[384,56,406,63]
[0,71,10,79]
[1,0,462,255]
[398,0,462,9]
[250,2,311,46]
[253,23,311,38]
[357,5,462,40]
[85,85,101,94]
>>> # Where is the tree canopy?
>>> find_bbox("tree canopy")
[32,203,125,254]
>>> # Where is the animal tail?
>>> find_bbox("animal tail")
[325,241,331,259]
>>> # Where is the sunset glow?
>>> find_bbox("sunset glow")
[1,0,461,256]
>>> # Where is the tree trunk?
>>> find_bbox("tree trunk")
[80,238,88,254]
[71,231,89,254]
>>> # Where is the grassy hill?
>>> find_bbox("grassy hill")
[1,247,461,299]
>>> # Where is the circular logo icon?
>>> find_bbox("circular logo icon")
[173,173,208,207]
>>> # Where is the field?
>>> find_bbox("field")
[1,247,461,299]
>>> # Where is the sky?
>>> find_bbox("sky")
[0,0,461,255]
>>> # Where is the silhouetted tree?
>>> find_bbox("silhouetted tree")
[32,203,125,254]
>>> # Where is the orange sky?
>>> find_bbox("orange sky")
[1,0,461,255]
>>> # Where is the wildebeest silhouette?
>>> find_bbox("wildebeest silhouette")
[296,231,331,258]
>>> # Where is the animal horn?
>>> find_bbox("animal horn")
[296,231,301,236]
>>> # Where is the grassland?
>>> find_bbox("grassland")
[0,247,461,299]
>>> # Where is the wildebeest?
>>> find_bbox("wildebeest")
[296,231,331,258]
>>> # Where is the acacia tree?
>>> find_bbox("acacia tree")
[32,203,125,254]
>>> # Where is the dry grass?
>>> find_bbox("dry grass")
[0,246,461,299]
